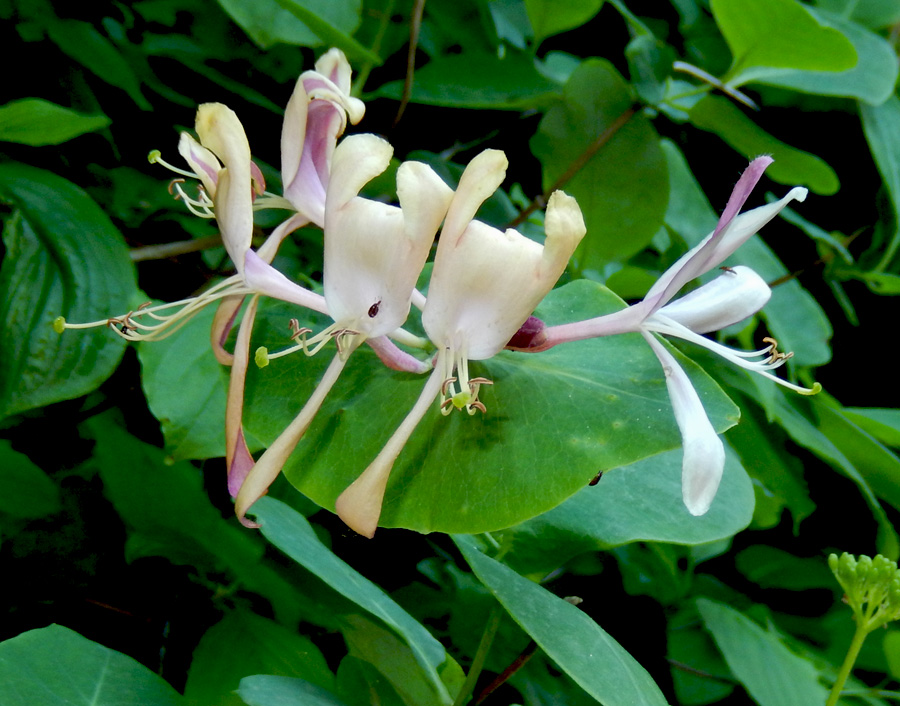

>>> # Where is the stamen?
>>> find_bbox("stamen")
[762,336,794,364]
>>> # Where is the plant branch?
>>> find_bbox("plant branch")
[507,104,638,229]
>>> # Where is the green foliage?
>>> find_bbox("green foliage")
[0,164,137,419]
[532,58,669,268]
[455,535,670,705]
[0,625,185,706]
[0,99,110,146]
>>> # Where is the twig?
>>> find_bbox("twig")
[129,235,224,262]
[394,0,426,126]
[507,105,638,229]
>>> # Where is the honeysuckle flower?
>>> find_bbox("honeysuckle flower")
[334,148,586,537]
[513,156,819,516]
[234,133,454,526]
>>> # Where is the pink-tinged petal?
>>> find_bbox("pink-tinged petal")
[211,295,244,365]
[641,331,725,516]
[526,304,648,352]
[282,100,344,226]
[710,156,773,242]
[315,48,352,95]
[367,336,431,373]
[335,366,444,537]
[177,133,220,196]
[281,77,310,198]
[215,168,253,276]
[226,296,260,500]
[256,212,310,264]
[655,266,771,334]
[242,250,328,315]
[236,351,350,526]
[644,156,774,313]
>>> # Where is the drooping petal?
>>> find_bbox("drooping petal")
[641,331,725,516]
[655,266,771,334]
[335,366,444,537]
[235,350,351,526]
[226,295,261,499]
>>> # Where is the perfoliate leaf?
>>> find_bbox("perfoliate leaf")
[244,281,738,534]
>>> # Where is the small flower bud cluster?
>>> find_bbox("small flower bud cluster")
[829,552,900,632]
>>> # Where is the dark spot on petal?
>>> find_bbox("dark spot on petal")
[368,300,381,318]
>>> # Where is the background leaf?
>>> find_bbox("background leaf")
[454,535,669,706]
[697,598,830,706]
[532,58,668,267]
[0,98,110,146]
[0,164,137,419]
[711,0,857,83]
[0,624,184,706]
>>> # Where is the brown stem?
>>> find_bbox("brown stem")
[129,235,224,262]
[473,640,538,705]
[394,0,426,126]
[507,104,638,229]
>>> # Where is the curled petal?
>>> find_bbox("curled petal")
[541,190,586,284]
[235,351,351,526]
[656,266,771,334]
[195,104,254,272]
[641,331,725,516]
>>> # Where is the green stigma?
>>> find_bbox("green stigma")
[255,347,270,368]
[52,316,66,334]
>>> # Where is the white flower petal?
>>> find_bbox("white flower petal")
[641,331,725,516]
[656,266,771,333]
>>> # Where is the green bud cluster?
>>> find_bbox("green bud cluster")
[828,552,900,632]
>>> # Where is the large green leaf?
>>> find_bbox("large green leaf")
[243,281,738,534]
[0,164,137,419]
[138,305,230,461]
[0,624,184,706]
[499,447,754,575]
[372,51,562,110]
[697,598,829,706]
[843,407,900,449]
[249,497,461,706]
[0,99,110,146]
[711,0,857,84]
[454,536,669,706]
[532,59,668,267]
[733,7,897,104]
[689,94,839,196]
[185,611,334,706]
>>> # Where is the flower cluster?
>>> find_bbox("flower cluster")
[60,49,820,536]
